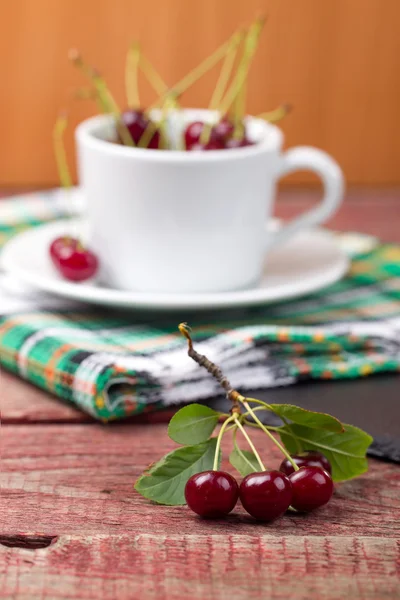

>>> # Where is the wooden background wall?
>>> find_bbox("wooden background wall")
[0,0,399,187]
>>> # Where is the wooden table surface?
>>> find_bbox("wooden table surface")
[1,188,400,599]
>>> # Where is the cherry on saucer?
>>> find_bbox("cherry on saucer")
[49,236,99,282]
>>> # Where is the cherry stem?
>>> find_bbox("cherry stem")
[243,397,303,453]
[139,53,184,148]
[200,30,244,146]
[219,16,266,118]
[75,239,85,252]
[241,400,299,471]
[74,86,107,114]
[138,119,159,149]
[213,415,235,471]
[138,93,176,149]
[74,87,106,115]
[233,426,261,473]
[257,103,292,124]
[198,120,213,146]
[125,41,141,109]
[53,114,72,189]
[69,49,134,147]
[150,28,242,110]
[232,84,246,139]
[178,323,241,407]
[209,31,243,111]
[159,94,177,148]
[241,406,302,452]
[241,405,266,417]
[233,415,265,471]
[74,87,96,100]
[140,53,169,97]
[179,323,299,470]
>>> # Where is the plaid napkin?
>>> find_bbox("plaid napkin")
[0,189,400,426]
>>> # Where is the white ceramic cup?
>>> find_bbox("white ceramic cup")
[76,109,344,293]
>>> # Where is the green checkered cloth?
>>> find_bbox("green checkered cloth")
[0,189,399,422]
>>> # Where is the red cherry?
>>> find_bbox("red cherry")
[119,109,160,148]
[184,470,239,518]
[187,139,225,151]
[204,139,225,150]
[280,451,332,476]
[58,247,98,282]
[49,236,75,267]
[147,130,161,149]
[184,121,222,150]
[289,466,334,512]
[239,470,292,521]
[120,109,147,142]
[213,117,235,141]
[225,137,253,149]
[50,237,99,282]
[184,121,205,149]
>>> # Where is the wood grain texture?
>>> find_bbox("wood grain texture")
[1,534,399,599]
[0,0,399,186]
[1,422,400,599]
[1,423,400,538]
[0,370,88,423]
[1,188,400,598]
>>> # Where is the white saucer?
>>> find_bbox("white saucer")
[0,219,349,311]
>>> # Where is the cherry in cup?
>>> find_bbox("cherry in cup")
[184,121,223,150]
[213,116,235,141]
[120,109,160,148]
[184,117,252,151]
[239,470,292,521]
[184,121,204,149]
[225,137,253,149]
[185,470,239,518]
[289,466,334,512]
[280,451,332,476]
[188,139,225,151]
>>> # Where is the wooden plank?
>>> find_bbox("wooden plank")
[0,370,89,423]
[1,424,399,538]
[1,534,399,600]
[1,0,400,186]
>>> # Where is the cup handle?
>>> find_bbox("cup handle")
[268,147,344,250]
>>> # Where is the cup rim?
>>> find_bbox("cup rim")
[76,109,283,162]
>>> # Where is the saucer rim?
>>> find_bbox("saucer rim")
[1,219,349,312]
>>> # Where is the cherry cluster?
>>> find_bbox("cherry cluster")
[67,17,276,155]
[185,117,252,151]
[185,451,334,521]
[135,324,372,518]
[119,109,252,151]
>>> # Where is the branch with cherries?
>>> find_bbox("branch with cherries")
[135,324,372,521]
[50,15,290,283]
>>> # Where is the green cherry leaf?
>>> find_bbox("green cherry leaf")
[134,438,219,505]
[168,403,220,445]
[267,404,344,432]
[229,447,260,477]
[278,423,373,482]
